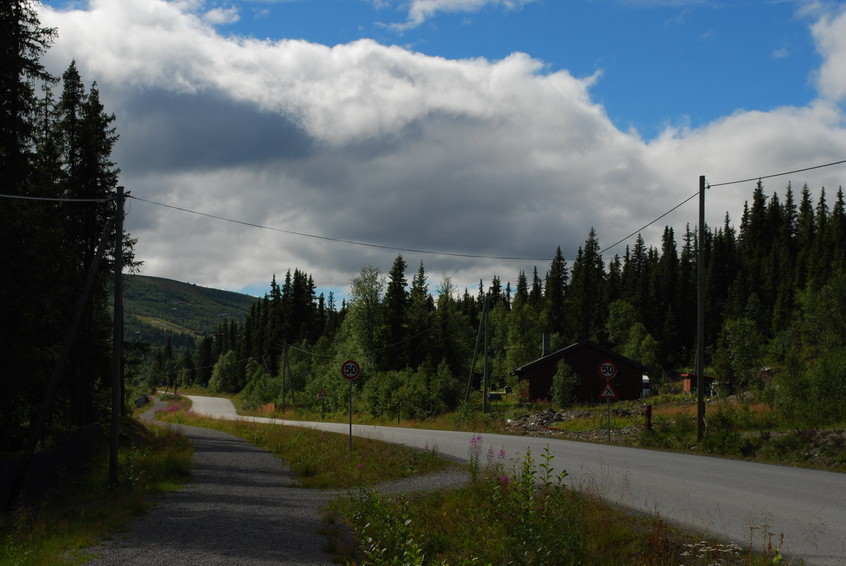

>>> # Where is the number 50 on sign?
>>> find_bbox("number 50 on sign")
[598,360,617,380]
[341,360,360,380]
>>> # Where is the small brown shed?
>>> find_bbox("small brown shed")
[512,341,648,403]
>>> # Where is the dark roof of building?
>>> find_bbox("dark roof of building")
[511,340,648,376]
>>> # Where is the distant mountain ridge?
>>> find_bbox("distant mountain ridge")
[122,274,257,347]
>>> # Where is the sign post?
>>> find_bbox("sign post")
[598,374,618,443]
[341,360,360,453]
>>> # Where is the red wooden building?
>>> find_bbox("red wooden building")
[512,341,648,403]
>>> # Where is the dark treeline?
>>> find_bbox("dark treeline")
[1,1,133,452]
[153,180,846,425]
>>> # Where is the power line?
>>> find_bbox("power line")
[0,193,107,202]
[708,158,846,188]
[129,194,550,262]
[600,157,846,255]
[14,157,835,263]
[599,191,699,256]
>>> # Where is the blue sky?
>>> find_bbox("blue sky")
[37,0,846,297]
[217,0,821,137]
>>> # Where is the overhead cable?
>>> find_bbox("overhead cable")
[129,195,550,262]
[600,157,846,255]
[708,158,846,188]
[0,193,107,202]
[599,191,699,256]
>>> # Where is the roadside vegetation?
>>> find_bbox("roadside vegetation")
[1,394,821,565]
[331,440,785,566]
[156,404,450,489]
[0,418,191,566]
[156,397,795,566]
[225,384,846,473]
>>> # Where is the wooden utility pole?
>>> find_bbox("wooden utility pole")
[110,186,125,485]
[465,293,488,402]
[483,297,489,414]
[279,342,288,414]
[697,176,706,441]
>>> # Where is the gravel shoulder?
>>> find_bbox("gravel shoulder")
[80,399,467,565]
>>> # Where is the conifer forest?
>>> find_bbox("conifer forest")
[3,0,846,461]
[176,178,846,429]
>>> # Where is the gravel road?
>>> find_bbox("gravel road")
[81,398,469,565]
[82,403,336,566]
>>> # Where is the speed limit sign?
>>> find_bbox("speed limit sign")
[598,360,617,380]
[341,360,360,380]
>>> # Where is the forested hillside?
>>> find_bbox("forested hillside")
[122,275,256,348]
[147,180,846,428]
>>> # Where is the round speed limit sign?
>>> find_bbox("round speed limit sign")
[341,360,360,380]
[598,360,617,380]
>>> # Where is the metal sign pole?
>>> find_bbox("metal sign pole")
[341,360,360,454]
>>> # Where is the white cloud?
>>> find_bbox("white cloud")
[391,0,536,31]
[37,0,846,295]
[204,6,240,25]
[812,6,846,103]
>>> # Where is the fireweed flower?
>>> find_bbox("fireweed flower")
[468,434,484,482]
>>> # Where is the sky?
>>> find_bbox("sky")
[36,0,846,299]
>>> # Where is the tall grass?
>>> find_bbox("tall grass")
[158,410,450,489]
[3,396,799,565]
[337,436,785,566]
[0,419,191,566]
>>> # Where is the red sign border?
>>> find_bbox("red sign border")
[598,381,618,399]
[597,359,618,380]
[341,359,360,380]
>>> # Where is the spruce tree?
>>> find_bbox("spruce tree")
[543,247,568,336]
[382,255,409,370]
[408,261,434,368]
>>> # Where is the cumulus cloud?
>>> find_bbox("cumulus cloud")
[812,6,846,103]
[37,0,846,295]
[389,0,536,31]
[204,5,239,25]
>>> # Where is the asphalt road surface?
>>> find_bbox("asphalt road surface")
[187,394,846,566]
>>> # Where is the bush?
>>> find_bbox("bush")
[240,364,281,410]
[348,440,584,565]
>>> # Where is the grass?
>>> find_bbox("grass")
[187,385,846,471]
[154,398,787,565]
[4,393,823,565]
[156,408,451,489]
[522,394,846,472]
[0,418,192,566]
[328,441,785,566]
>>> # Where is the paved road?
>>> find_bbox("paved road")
[188,395,846,566]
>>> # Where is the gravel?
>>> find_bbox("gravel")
[80,400,468,565]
